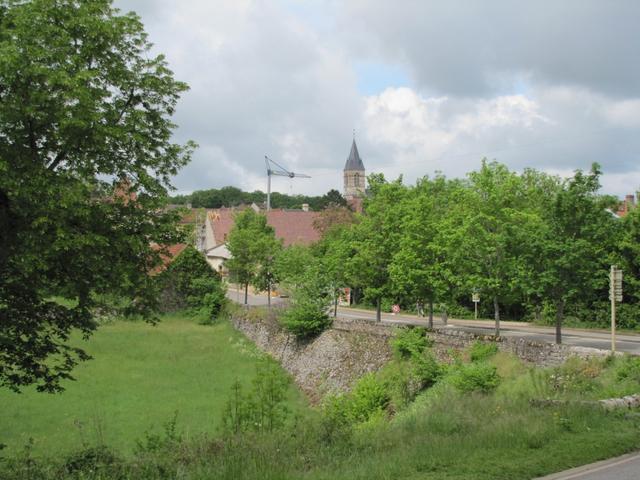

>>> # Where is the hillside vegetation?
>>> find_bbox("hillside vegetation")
[2,324,639,480]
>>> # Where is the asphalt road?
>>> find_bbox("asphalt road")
[228,289,640,354]
[536,452,640,479]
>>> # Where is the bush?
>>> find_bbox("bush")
[448,362,501,393]
[615,355,640,383]
[279,264,333,338]
[546,357,603,395]
[348,373,389,423]
[391,327,431,359]
[157,246,226,320]
[221,360,290,435]
[469,341,499,362]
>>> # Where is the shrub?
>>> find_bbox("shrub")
[391,327,431,359]
[469,341,499,362]
[348,373,389,423]
[448,362,501,393]
[221,360,290,435]
[412,351,443,388]
[157,246,226,320]
[279,264,333,338]
[546,357,603,395]
[615,355,640,383]
[63,445,120,475]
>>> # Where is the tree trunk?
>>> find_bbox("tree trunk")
[244,283,248,305]
[493,296,500,336]
[555,299,565,344]
[428,300,434,329]
[267,280,271,308]
[534,305,542,323]
[442,306,448,325]
[376,297,381,322]
[334,294,338,318]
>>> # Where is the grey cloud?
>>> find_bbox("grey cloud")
[342,0,640,98]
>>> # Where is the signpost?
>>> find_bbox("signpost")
[610,265,623,353]
[472,292,480,320]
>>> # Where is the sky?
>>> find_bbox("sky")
[114,0,640,198]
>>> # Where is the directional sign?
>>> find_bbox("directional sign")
[610,266,623,303]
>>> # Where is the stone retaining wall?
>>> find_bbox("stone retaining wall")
[232,308,392,403]
[334,318,618,367]
[232,309,622,402]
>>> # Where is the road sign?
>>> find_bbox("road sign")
[610,266,623,302]
[472,293,480,303]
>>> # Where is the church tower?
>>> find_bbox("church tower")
[343,138,366,200]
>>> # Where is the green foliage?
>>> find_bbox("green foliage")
[544,357,603,396]
[447,362,501,393]
[348,373,390,423]
[279,262,333,338]
[469,341,499,362]
[391,327,431,359]
[222,360,291,435]
[173,186,346,211]
[226,209,282,302]
[615,355,640,383]
[157,246,227,321]
[0,0,194,392]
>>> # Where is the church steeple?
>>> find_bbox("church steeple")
[343,138,366,200]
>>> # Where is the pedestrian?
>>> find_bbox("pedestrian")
[416,298,424,317]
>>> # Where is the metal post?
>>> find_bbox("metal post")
[267,171,271,211]
[474,301,478,320]
[611,265,616,353]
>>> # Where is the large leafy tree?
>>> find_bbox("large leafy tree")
[0,0,194,392]
[225,209,281,305]
[390,174,460,328]
[441,161,530,335]
[534,164,616,343]
[346,175,409,321]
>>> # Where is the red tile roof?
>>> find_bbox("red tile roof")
[208,208,321,247]
[150,243,188,274]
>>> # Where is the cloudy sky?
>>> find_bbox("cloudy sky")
[115,0,640,197]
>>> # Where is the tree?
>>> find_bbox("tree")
[312,204,356,237]
[441,161,529,335]
[0,0,194,392]
[279,260,333,338]
[225,209,281,305]
[157,246,226,319]
[534,164,615,343]
[390,174,459,328]
[346,175,409,321]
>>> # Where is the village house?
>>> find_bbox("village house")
[204,138,367,272]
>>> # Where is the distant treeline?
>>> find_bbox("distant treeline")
[170,186,347,211]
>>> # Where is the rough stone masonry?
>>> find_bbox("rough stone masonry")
[232,308,627,402]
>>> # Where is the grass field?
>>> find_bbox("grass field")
[0,314,308,456]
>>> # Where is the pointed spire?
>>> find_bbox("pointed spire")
[344,138,365,171]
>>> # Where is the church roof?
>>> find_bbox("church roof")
[344,139,365,171]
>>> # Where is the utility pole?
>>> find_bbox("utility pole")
[264,156,310,211]
[610,265,623,353]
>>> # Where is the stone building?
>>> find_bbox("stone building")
[343,139,366,211]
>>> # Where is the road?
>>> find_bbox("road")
[536,452,640,479]
[228,289,640,354]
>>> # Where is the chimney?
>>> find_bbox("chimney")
[301,203,309,212]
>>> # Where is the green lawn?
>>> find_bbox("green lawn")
[0,314,308,456]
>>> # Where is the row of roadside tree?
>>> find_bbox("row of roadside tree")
[226,160,640,343]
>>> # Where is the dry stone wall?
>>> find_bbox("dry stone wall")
[232,308,392,403]
[333,318,618,367]
[232,309,622,403]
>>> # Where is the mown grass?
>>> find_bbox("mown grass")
[0,313,308,457]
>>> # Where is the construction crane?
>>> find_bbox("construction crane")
[264,155,311,211]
